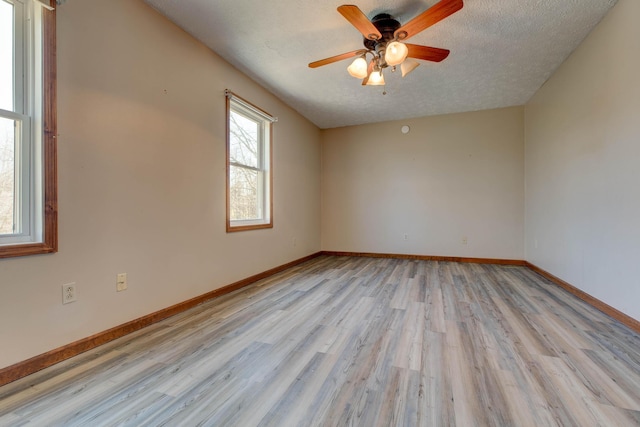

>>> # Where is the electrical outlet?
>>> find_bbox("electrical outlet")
[462,236,468,245]
[292,237,297,247]
[116,273,127,292]
[62,283,77,304]
[403,234,409,240]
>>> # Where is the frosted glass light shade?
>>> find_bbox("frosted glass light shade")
[366,70,385,86]
[401,59,420,77]
[385,41,409,66]
[347,57,368,79]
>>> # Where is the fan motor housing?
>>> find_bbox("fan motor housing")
[363,13,401,50]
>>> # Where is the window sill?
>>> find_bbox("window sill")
[0,242,57,259]
[227,222,273,233]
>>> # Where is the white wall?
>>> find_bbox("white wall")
[525,0,640,320]
[322,107,524,260]
[0,0,321,369]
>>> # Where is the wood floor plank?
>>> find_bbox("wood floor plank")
[1,255,639,426]
[420,329,455,426]
[535,353,616,426]
[493,367,554,427]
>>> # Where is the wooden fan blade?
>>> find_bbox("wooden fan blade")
[406,44,450,62]
[338,5,382,41]
[394,0,463,40]
[361,60,375,85]
[308,50,365,68]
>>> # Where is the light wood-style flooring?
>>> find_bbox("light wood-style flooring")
[1,256,639,426]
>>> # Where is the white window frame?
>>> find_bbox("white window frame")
[225,91,275,232]
[0,0,57,258]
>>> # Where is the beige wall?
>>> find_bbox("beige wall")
[321,107,524,259]
[0,0,321,369]
[525,0,640,320]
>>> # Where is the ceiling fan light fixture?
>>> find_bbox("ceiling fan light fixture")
[401,59,420,77]
[347,56,369,79]
[366,69,385,86]
[309,3,464,90]
[385,41,408,66]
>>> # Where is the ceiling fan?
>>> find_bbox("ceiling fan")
[309,0,463,86]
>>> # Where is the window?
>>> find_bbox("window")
[0,0,57,258]
[226,91,275,232]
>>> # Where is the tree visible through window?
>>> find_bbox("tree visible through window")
[0,117,16,235]
[229,110,261,221]
[0,0,17,236]
[226,92,274,232]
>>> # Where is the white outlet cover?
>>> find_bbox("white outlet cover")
[62,283,77,304]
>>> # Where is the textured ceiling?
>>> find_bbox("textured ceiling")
[143,0,617,129]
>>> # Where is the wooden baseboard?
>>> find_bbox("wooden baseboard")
[0,252,323,387]
[525,262,640,334]
[321,251,526,266]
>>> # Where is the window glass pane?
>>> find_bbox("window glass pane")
[229,165,260,221]
[229,110,259,168]
[0,115,15,235]
[0,0,13,112]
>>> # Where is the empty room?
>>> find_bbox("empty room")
[1,0,639,425]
